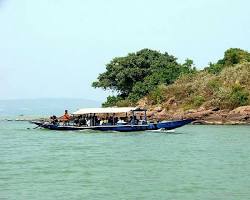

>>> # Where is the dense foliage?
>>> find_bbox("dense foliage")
[205,48,250,74]
[93,48,249,110]
[145,48,250,110]
[92,49,196,106]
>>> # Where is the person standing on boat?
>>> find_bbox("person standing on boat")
[59,110,71,125]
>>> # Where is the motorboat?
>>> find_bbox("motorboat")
[31,107,193,132]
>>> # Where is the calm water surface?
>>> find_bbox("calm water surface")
[0,121,249,200]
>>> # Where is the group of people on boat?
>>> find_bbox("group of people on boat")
[49,110,147,127]
[32,107,193,131]
[74,115,146,126]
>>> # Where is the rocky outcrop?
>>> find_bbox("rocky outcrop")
[145,106,250,125]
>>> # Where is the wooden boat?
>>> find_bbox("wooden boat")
[31,107,193,132]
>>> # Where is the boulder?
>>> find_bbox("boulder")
[227,106,250,122]
[229,106,250,115]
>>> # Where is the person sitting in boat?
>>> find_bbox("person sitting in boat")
[94,116,99,126]
[49,115,58,125]
[99,118,104,125]
[49,116,53,123]
[87,119,91,126]
[128,116,138,125]
[103,117,108,124]
[136,117,139,124]
[133,116,139,125]
[117,117,127,125]
[79,116,86,126]
[139,115,147,125]
[114,117,119,125]
[129,116,133,124]
[74,116,80,126]
[108,116,113,125]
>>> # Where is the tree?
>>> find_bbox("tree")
[205,48,250,74]
[92,49,196,106]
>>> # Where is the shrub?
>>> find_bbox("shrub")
[102,95,124,107]
[192,95,205,107]
[206,79,221,95]
[228,84,249,109]
[205,63,223,74]
[147,85,166,105]
[116,99,132,107]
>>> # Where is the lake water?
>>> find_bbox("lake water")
[0,121,250,200]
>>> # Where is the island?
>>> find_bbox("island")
[92,48,250,125]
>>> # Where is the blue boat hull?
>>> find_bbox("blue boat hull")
[32,119,193,132]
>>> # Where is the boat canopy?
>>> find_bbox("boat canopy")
[73,107,146,115]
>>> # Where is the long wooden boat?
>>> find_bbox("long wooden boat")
[31,107,193,132]
[32,119,193,131]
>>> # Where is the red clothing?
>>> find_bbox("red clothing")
[60,113,70,121]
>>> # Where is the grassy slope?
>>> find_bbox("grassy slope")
[141,57,250,113]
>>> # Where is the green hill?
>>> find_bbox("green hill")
[93,48,250,113]
[143,48,250,111]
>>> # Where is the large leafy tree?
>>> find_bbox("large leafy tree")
[92,49,195,106]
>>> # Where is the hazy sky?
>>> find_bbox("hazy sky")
[0,0,249,101]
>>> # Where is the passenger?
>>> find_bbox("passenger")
[93,116,98,126]
[100,118,104,125]
[124,116,129,123]
[108,116,113,124]
[79,117,86,126]
[74,116,80,126]
[139,115,146,125]
[104,118,108,124]
[114,117,119,125]
[87,119,91,126]
[50,115,58,125]
[133,116,138,125]
[59,110,71,124]
[129,116,133,123]
[97,117,101,125]
[53,115,58,124]
[49,116,53,123]
[117,117,126,125]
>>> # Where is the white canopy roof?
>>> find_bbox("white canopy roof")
[73,107,143,115]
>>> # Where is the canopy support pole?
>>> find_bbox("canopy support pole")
[112,113,115,125]
[132,111,135,125]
